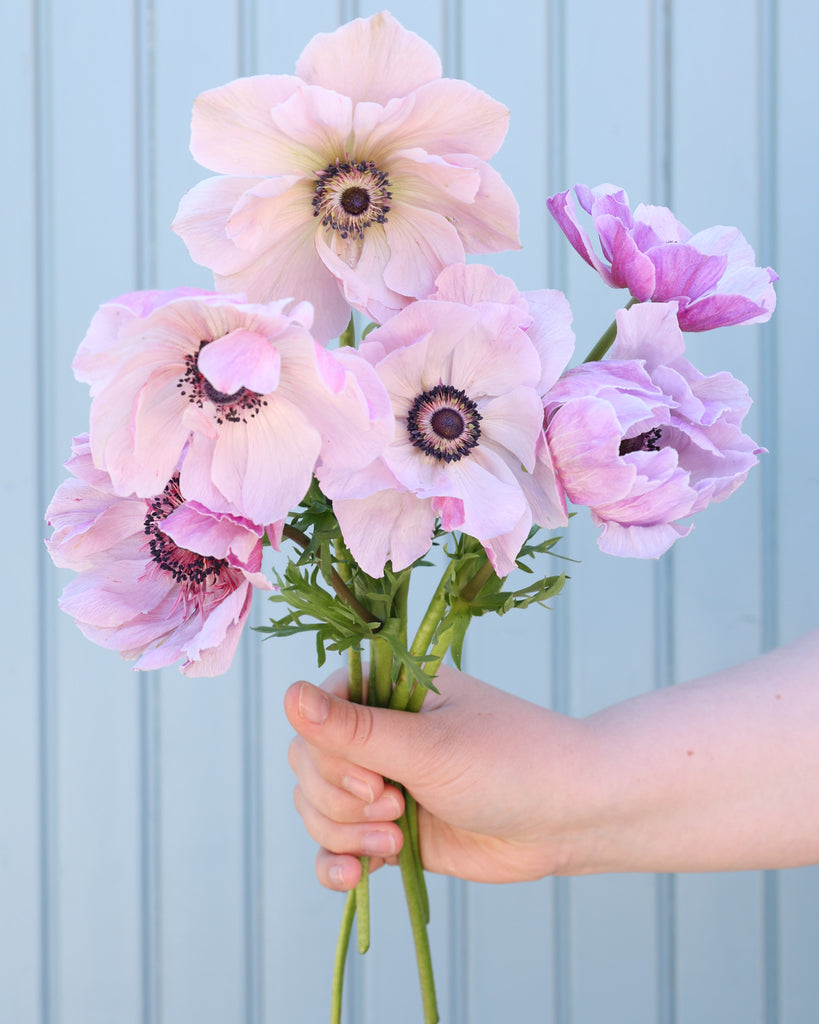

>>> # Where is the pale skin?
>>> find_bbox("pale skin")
[284,628,819,890]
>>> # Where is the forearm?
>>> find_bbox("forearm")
[561,629,819,875]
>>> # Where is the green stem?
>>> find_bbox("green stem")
[582,296,638,363]
[411,560,455,659]
[355,857,371,953]
[337,543,364,706]
[405,791,429,924]
[388,667,412,712]
[330,890,357,1024]
[371,635,393,707]
[331,548,451,1023]
[398,813,439,1023]
[459,554,495,604]
[389,561,455,710]
[406,632,451,713]
[283,524,379,628]
[345,638,367,952]
[347,646,363,705]
[394,573,410,649]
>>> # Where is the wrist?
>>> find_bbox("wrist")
[522,712,610,878]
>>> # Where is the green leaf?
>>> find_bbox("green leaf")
[437,612,470,670]
[338,315,356,348]
[257,562,381,657]
[468,572,566,615]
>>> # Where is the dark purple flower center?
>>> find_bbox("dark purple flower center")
[341,186,370,216]
[313,159,392,240]
[407,384,482,463]
[177,340,268,426]
[143,475,228,586]
[619,426,663,456]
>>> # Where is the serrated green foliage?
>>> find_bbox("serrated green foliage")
[287,481,342,558]
[347,561,409,623]
[515,532,561,564]
[435,612,471,670]
[422,527,568,669]
[257,561,379,667]
[463,571,566,615]
[264,490,571,693]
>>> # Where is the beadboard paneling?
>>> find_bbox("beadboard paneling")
[3,2,817,1023]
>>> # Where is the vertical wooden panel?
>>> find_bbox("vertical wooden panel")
[235,11,265,1022]
[670,4,769,1022]
[775,4,819,1024]
[670,0,765,680]
[159,673,247,1022]
[1,0,46,1020]
[648,6,678,1021]
[561,4,660,1022]
[46,0,146,1017]
[775,0,819,641]
[757,2,781,1019]
[545,4,573,1020]
[33,0,60,1017]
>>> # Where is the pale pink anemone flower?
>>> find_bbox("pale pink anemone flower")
[73,288,393,528]
[547,183,777,331]
[543,302,764,558]
[45,436,274,676]
[172,11,521,342]
[318,264,574,577]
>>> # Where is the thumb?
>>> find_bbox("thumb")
[284,680,435,785]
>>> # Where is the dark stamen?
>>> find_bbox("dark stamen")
[407,383,481,463]
[143,475,228,586]
[312,159,391,241]
[619,426,663,456]
[202,379,243,406]
[177,340,268,426]
[430,408,465,440]
[341,186,370,216]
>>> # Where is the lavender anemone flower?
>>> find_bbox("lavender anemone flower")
[45,436,273,676]
[73,288,392,527]
[543,302,764,558]
[172,11,520,341]
[547,183,777,331]
[318,263,573,577]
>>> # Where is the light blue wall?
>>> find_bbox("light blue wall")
[3,1,817,1022]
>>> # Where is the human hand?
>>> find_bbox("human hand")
[284,664,589,890]
[286,629,819,888]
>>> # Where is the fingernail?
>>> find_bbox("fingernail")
[364,794,401,820]
[362,830,396,856]
[342,775,374,803]
[298,682,329,725]
[329,864,346,888]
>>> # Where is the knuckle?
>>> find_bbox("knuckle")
[326,788,352,823]
[287,736,303,773]
[337,701,375,750]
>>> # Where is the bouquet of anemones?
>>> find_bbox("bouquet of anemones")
[45,12,776,1023]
